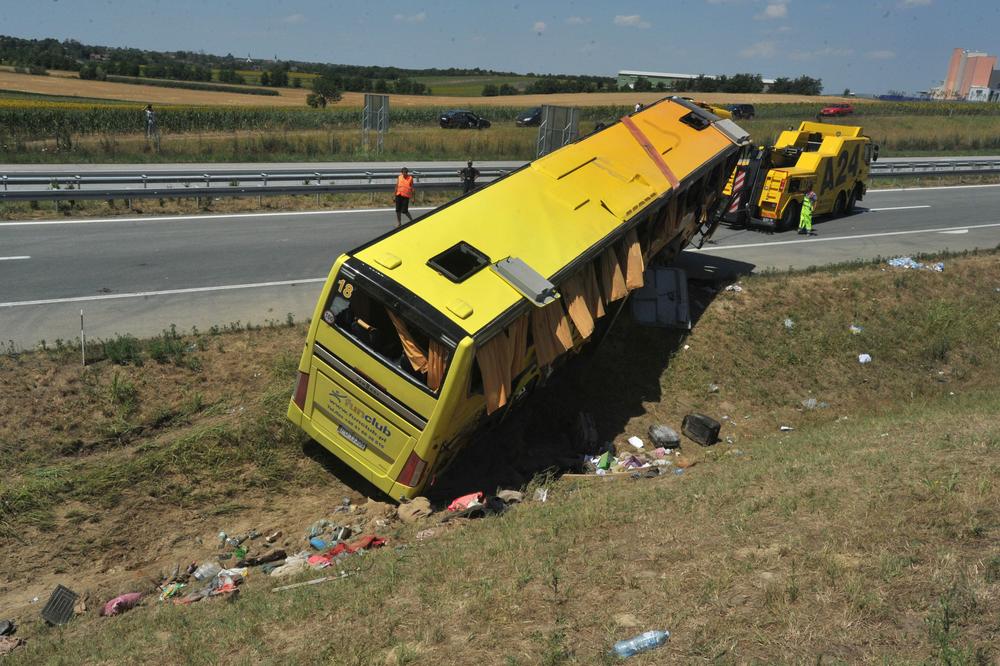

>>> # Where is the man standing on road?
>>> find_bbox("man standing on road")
[798,190,817,235]
[144,104,157,139]
[459,160,480,195]
[394,167,415,227]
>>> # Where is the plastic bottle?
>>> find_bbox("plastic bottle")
[611,630,670,659]
[192,562,221,582]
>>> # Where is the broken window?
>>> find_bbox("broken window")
[427,241,490,283]
[325,275,450,393]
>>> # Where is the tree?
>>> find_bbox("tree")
[311,75,342,104]
[259,70,271,86]
[291,77,301,88]
[481,83,499,97]
[632,76,653,92]
[498,83,518,96]
[306,93,327,108]
[843,88,851,96]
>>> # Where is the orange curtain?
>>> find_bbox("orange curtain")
[531,300,573,367]
[582,261,606,320]
[476,334,512,414]
[386,311,428,373]
[508,315,530,376]
[599,245,628,302]
[427,341,447,392]
[648,197,678,259]
[560,272,595,339]
[622,228,645,291]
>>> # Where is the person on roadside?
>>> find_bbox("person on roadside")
[798,189,817,235]
[394,167,415,227]
[458,160,480,195]
[634,102,642,113]
[144,104,157,139]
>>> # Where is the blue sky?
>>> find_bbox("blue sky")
[2,0,996,95]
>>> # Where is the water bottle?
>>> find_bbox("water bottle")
[611,630,670,659]
[192,562,221,582]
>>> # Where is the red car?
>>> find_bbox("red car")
[820,103,854,117]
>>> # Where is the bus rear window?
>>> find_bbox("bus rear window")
[322,275,450,393]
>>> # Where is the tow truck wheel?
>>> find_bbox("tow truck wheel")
[833,192,846,217]
[780,201,800,232]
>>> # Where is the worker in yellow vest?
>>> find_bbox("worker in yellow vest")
[394,167,415,227]
[798,190,817,235]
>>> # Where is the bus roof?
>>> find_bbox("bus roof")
[352,98,744,338]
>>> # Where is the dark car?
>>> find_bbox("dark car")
[515,106,542,127]
[439,110,491,129]
[728,103,756,120]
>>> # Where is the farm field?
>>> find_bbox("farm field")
[412,74,539,96]
[1,252,997,663]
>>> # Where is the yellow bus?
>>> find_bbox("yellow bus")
[287,97,749,501]
[722,121,877,231]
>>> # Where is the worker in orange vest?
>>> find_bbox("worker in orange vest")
[394,167,415,227]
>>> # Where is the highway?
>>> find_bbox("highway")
[2,183,999,349]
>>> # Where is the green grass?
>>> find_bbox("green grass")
[1,252,997,663]
[412,75,539,96]
[0,89,138,105]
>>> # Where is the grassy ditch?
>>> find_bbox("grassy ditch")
[1,252,998,663]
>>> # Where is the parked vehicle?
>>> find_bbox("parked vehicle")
[287,97,749,500]
[439,109,491,129]
[820,103,854,117]
[721,121,878,231]
[515,107,542,127]
[728,103,756,120]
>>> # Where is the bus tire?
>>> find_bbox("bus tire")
[833,192,846,217]
[780,201,800,232]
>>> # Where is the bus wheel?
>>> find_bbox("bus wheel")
[780,201,800,232]
[833,192,846,217]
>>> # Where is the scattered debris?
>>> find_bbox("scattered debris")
[533,488,549,503]
[496,490,524,504]
[707,383,720,393]
[858,353,872,364]
[784,318,794,329]
[724,284,743,293]
[611,629,671,658]
[40,584,78,626]
[780,425,795,432]
[887,256,944,272]
[681,413,721,446]
[398,497,433,524]
[627,436,645,450]
[100,592,143,617]
[415,528,439,541]
[0,620,14,637]
[447,492,484,512]
[265,530,283,544]
[849,324,863,335]
[648,424,681,449]
[0,636,25,657]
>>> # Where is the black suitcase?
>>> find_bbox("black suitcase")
[682,413,721,446]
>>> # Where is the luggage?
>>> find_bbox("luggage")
[682,413,721,446]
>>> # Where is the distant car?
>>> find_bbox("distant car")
[515,107,542,127]
[728,103,756,120]
[820,103,854,117]
[439,110,491,129]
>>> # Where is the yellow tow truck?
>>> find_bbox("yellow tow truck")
[722,121,878,231]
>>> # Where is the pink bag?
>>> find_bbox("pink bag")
[101,592,143,616]
[447,492,484,512]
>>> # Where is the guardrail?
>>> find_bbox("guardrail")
[1,157,998,203]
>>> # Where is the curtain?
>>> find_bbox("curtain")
[560,272,595,339]
[582,261,606,320]
[622,228,645,291]
[531,300,573,367]
[599,245,628,302]
[427,341,447,392]
[508,315,530,376]
[386,311,428,373]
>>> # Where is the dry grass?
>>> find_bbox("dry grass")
[1,252,998,664]
[0,70,852,108]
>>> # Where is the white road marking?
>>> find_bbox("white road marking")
[868,205,931,212]
[0,255,30,261]
[0,206,434,228]
[938,229,969,235]
[695,221,1000,252]
[869,183,1000,193]
[0,278,327,308]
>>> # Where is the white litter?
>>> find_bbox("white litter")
[627,436,644,449]
[849,324,863,335]
[533,488,549,503]
[779,425,795,431]
[858,353,872,364]
[784,318,794,329]
[724,284,743,293]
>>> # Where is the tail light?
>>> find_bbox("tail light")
[292,371,309,410]
[397,451,428,488]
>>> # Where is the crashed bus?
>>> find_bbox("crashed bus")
[287,97,750,501]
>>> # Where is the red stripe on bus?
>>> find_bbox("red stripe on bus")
[619,116,680,189]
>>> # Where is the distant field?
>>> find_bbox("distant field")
[413,75,539,96]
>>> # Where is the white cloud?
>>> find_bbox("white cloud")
[566,16,590,25]
[281,13,305,24]
[533,21,547,33]
[614,14,652,29]
[898,0,931,6]
[756,2,788,19]
[740,41,777,58]
[791,46,854,60]
[867,49,896,59]
[393,12,426,23]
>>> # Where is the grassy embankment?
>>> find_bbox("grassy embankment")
[1,251,998,663]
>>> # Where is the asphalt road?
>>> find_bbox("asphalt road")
[2,183,999,349]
